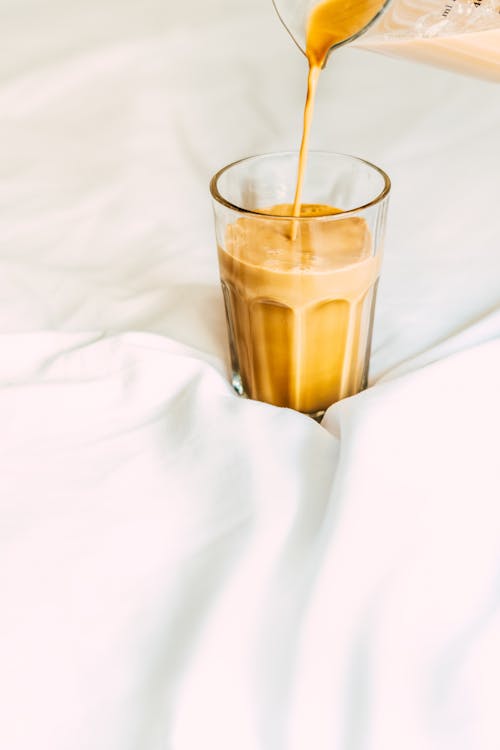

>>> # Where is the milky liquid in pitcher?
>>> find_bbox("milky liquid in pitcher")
[355,0,500,80]
[219,2,385,415]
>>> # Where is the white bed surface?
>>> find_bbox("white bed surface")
[1,1,500,748]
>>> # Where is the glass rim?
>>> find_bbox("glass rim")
[209,150,391,221]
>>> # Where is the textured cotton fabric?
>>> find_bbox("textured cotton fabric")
[1,1,500,748]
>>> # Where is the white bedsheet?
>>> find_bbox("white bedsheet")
[1,1,500,748]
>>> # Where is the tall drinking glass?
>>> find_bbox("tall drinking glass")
[210,151,390,420]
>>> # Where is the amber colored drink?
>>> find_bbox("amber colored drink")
[218,204,381,416]
[292,0,388,219]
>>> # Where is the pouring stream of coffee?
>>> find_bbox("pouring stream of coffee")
[291,0,389,229]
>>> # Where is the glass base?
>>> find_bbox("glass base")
[231,372,245,396]
[231,372,325,422]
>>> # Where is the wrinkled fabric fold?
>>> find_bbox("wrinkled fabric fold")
[2,0,500,747]
[1,332,500,749]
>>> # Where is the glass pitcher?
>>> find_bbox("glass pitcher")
[273,0,500,80]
